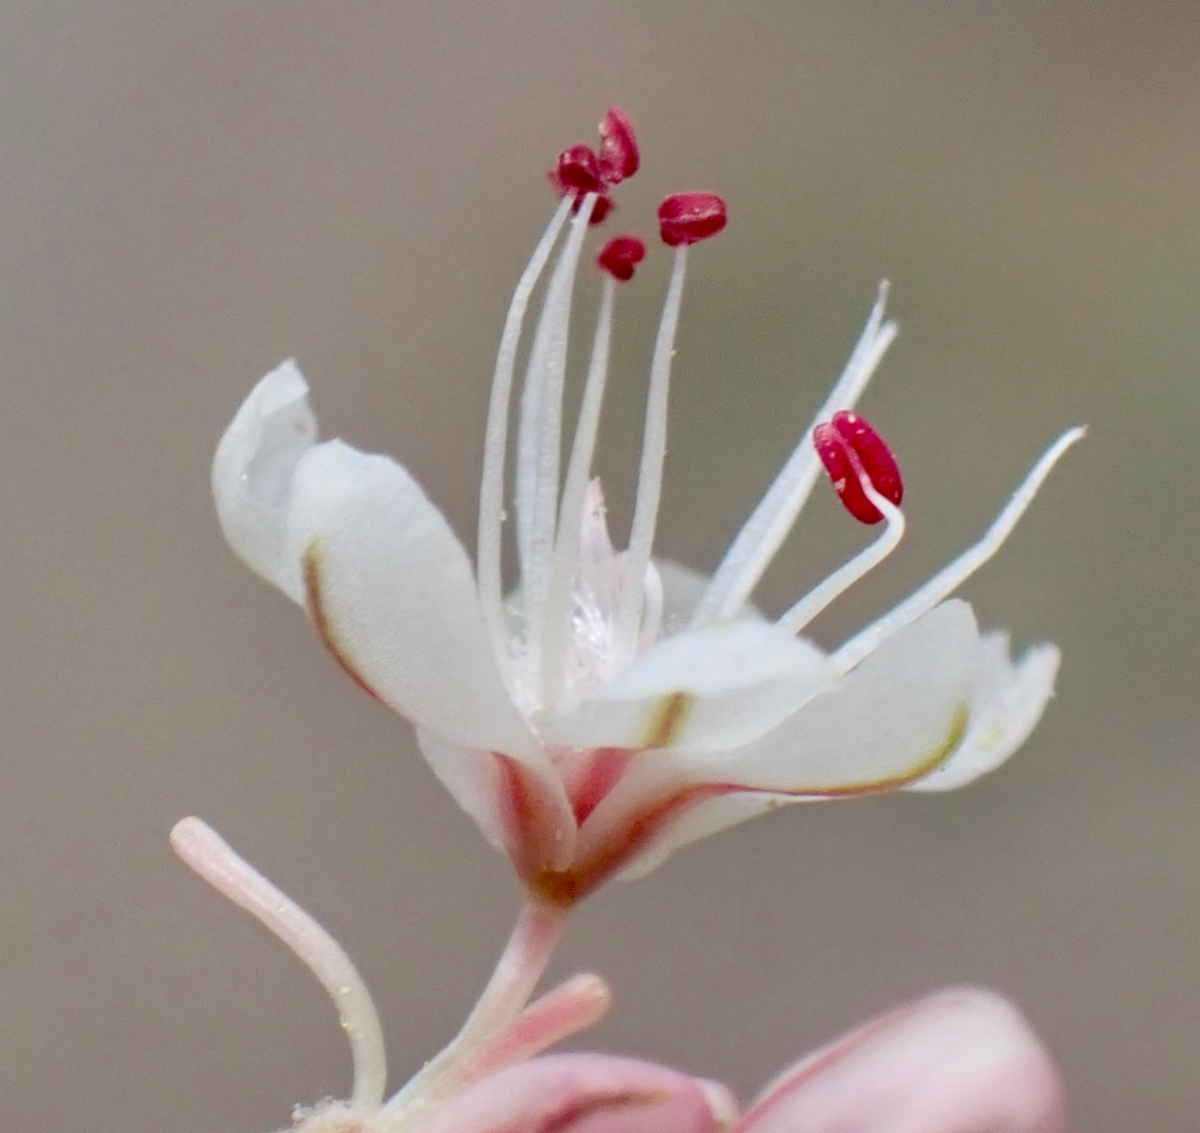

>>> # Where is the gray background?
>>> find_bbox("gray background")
[0,3,1196,1131]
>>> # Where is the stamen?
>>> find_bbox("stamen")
[597,234,646,282]
[478,196,574,666]
[658,192,728,247]
[170,817,387,1111]
[515,194,598,681]
[587,195,614,226]
[832,426,1086,672]
[691,283,897,627]
[778,489,905,635]
[597,107,640,185]
[540,275,617,706]
[813,411,903,524]
[548,144,603,195]
[613,245,689,662]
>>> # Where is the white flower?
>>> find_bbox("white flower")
[213,124,1080,906]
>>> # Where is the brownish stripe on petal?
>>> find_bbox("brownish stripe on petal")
[494,752,577,886]
[537,703,971,903]
[533,781,734,906]
[302,540,384,705]
[641,691,695,749]
[796,702,971,799]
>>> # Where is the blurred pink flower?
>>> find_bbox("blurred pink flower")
[172,818,1066,1133]
[732,988,1067,1133]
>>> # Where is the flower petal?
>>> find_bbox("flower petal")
[910,633,1059,792]
[541,621,833,753]
[738,988,1067,1133]
[691,599,979,792]
[417,729,576,876]
[212,360,318,601]
[609,791,799,882]
[282,439,540,761]
[561,602,979,893]
[417,1053,730,1133]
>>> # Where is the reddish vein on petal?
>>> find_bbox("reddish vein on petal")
[494,752,572,882]
[535,782,737,905]
[536,703,969,904]
[302,541,384,705]
[566,748,637,826]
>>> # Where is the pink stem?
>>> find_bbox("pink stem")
[432,973,611,1102]
[381,897,568,1127]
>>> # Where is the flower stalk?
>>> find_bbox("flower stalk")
[383,896,569,1125]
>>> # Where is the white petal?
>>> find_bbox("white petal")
[569,602,979,888]
[417,729,575,875]
[212,360,317,601]
[683,599,980,792]
[909,634,1060,792]
[541,621,833,753]
[282,439,541,761]
[611,791,802,882]
[416,730,515,857]
[739,988,1067,1133]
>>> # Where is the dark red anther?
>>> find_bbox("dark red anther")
[560,191,613,225]
[658,193,728,247]
[597,235,646,282]
[587,194,614,225]
[812,411,904,525]
[549,144,604,195]
[597,107,639,185]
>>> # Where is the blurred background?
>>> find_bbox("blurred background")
[0,2,1196,1130]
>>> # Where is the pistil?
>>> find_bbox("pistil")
[541,237,646,708]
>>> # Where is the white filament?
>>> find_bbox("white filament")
[541,276,616,707]
[637,559,664,655]
[614,245,689,663]
[691,283,896,627]
[833,426,1086,672]
[170,817,387,1111]
[777,488,905,635]
[478,196,574,667]
[515,194,597,678]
